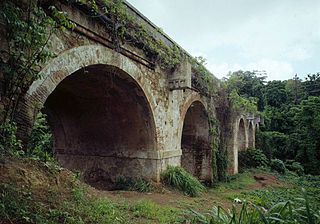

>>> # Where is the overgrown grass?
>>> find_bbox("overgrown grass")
[231,171,320,209]
[0,183,130,223]
[183,189,320,224]
[130,200,180,223]
[0,182,181,224]
[161,166,206,197]
[115,176,153,192]
[214,171,256,191]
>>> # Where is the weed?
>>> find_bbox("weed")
[161,166,205,197]
[115,176,153,192]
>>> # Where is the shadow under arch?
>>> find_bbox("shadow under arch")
[44,64,157,189]
[18,45,159,189]
[238,118,246,151]
[232,118,247,174]
[180,100,211,181]
[248,121,254,148]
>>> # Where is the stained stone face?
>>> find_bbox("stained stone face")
[11,2,259,188]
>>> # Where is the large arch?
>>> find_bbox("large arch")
[18,45,158,189]
[180,100,211,181]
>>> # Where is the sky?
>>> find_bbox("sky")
[127,0,320,81]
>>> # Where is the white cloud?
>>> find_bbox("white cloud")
[128,0,320,80]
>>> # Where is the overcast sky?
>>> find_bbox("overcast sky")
[127,0,320,80]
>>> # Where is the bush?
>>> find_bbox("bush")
[161,166,205,197]
[271,159,286,174]
[114,177,153,192]
[27,112,53,162]
[0,121,23,156]
[285,160,304,175]
[238,148,269,171]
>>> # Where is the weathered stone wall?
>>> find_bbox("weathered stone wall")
[12,2,210,185]
[4,0,259,188]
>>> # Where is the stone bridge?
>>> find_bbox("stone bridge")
[14,1,260,188]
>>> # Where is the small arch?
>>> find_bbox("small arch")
[238,118,246,151]
[248,121,254,148]
[232,118,247,174]
[180,100,211,181]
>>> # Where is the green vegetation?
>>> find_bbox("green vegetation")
[183,192,320,224]
[229,89,258,113]
[0,1,319,223]
[238,148,269,171]
[161,166,206,197]
[130,200,179,223]
[0,159,189,223]
[285,160,304,175]
[224,71,320,175]
[0,112,55,164]
[115,177,153,192]
[1,155,320,223]
[76,0,184,69]
[0,121,23,156]
[270,159,286,174]
[27,112,54,162]
[0,0,74,124]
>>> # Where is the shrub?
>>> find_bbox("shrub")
[285,160,304,175]
[271,159,286,174]
[238,148,269,171]
[256,131,288,160]
[27,112,53,162]
[161,166,205,197]
[0,121,23,156]
[115,177,153,192]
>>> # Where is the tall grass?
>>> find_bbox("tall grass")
[161,166,205,197]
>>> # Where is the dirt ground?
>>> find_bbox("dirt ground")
[88,171,284,211]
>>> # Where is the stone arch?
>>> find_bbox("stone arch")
[179,95,211,181]
[238,118,247,151]
[22,45,156,120]
[18,45,158,189]
[231,117,248,174]
[248,121,254,148]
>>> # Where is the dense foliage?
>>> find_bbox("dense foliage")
[238,148,269,171]
[224,71,320,175]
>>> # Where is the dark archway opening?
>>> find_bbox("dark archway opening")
[181,101,211,181]
[43,64,156,190]
[248,122,254,148]
[238,119,246,151]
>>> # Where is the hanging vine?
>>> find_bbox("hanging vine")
[0,0,75,124]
